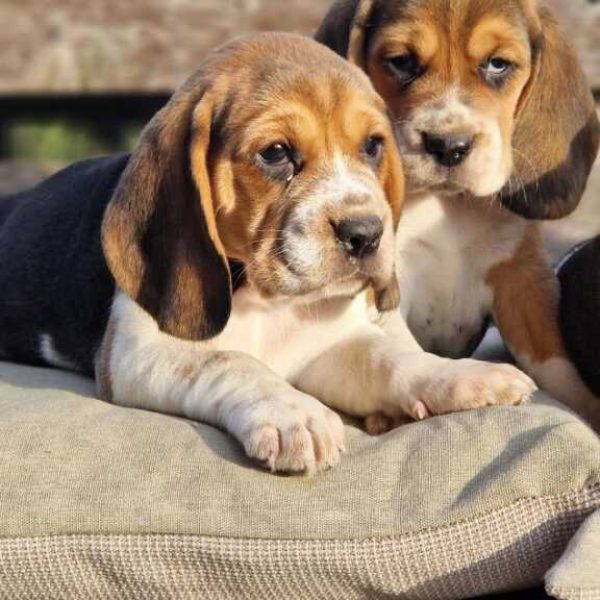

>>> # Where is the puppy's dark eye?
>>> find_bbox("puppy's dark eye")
[363,136,384,162]
[480,57,514,87]
[259,143,293,167]
[384,52,425,88]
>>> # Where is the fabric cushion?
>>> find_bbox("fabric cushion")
[0,359,599,599]
[546,510,600,600]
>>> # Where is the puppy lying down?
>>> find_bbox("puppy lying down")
[0,33,535,475]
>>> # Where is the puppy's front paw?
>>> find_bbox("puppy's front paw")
[420,360,537,415]
[240,392,346,475]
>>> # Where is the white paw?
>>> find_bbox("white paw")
[239,391,346,475]
[419,359,537,416]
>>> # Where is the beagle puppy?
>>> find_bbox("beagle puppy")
[316,0,600,430]
[0,32,536,475]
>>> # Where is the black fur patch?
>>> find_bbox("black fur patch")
[558,236,600,395]
[501,116,600,220]
[0,155,130,374]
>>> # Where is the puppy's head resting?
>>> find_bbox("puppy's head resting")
[316,0,599,219]
[102,32,404,342]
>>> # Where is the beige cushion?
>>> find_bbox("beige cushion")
[0,360,599,599]
[546,510,600,600]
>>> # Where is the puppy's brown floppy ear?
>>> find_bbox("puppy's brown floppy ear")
[501,6,600,220]
[315,0,376,68]
[376,133,404,312]
[381,132,404,230]
[102,81,232,341]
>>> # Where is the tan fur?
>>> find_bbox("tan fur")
[489,229,600,426]
[316,0,600,430]
[348,0,376,69]
[318,0,599,217]
[101,33,404,343]
[487,227,564,363]
[95,33,541,474]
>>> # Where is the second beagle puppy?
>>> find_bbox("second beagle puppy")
[559,237,600,398]
[317,0,600,429]
[0,33,535,474]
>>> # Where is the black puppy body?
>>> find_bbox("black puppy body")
[0,155,129,373]
[559,237,600,396]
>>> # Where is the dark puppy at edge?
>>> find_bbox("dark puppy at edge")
[559,237,600,397]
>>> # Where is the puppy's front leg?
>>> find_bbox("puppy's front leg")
[488,227,600,430]
[96,295,345,474]
[295,314,536,428]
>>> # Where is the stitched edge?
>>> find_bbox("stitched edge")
[0,485,597,600]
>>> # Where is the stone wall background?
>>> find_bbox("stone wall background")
[0,0,598,256]
[0,0,597,93]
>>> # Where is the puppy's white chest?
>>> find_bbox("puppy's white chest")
[215,287,368,379]
[396,195,525,357]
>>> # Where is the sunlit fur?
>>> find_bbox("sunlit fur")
[201,39,402,301]
[96,33,538,474]
[316,0,600,430]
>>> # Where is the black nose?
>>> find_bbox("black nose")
[332,216,384,258]
[422,132,473,167]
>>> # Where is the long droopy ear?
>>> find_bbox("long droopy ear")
[501,5,599,220]
[376,129,405,312]
[315,0,376,69]
[382,129,404,231]
[102,81,232,341]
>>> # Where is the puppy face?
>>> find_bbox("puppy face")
[103,33,404,341]
[364,0,534,197]
[203,40,403,299]
[317,0,598,216]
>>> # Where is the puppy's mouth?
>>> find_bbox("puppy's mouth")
[248,219,395,300]
[410,170,467,194]
[395,119,509,198]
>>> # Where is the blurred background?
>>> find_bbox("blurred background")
[0,0,597,259]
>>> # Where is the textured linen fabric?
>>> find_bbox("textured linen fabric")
[0,360,599,599]
[546,510,600,600]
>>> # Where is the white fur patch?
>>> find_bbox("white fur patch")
[281,152,393,288]
[204,285,375,381]
[397,89,509,197]
[393,193,526,357]
[521,355,599,414]
[106,287,374,405]
[102,281,539,474]
[104,290,361,474]
[39,334,79,371]
[320,154,376,202]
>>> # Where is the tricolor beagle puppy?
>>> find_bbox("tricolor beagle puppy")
[316,0,600,430]
[0,33,536,475]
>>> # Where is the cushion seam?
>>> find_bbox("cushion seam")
[0,481,597,544]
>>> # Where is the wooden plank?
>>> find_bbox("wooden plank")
[547,0,600,90]
[0,0,326,93]
[0,0,597,93]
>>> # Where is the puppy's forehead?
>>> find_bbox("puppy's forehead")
[253,70,384,122]
[210,32,378,104]
[198,33,388,143]
[375,0,530,35]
